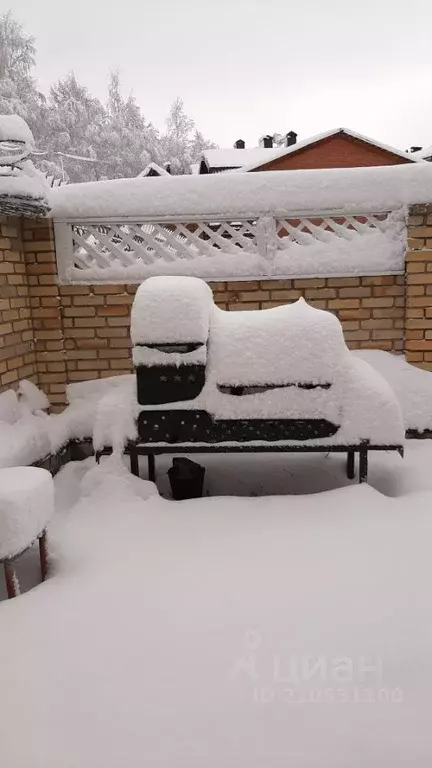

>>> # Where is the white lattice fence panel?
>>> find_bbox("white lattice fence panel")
[275,213,390,248]
[59,219,262,280]
[54,210,405,283]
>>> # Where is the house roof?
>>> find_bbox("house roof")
[236,128,423,172]
[412,145,432,161]
[200,128,422,174]
[138,162,170,178]
[200,147,280,172]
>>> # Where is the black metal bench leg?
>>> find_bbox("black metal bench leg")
[130,448,139,477]
[148,454,156,483]
[4,562,20,599]
[346,450,355,480]
[39,531,48,582]
[359,449,368,484]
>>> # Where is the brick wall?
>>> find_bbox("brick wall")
[0,216,37,391]
[405,204,432,370]
[211,277,405,351]
[4,207,432,410]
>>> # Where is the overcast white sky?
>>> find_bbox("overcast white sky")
[9,0,432,150]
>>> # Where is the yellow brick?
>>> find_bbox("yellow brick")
[294,278,326,289]
[407,262,426,273]
[1,370,18,385]
[406,249,432,262]
[339,287,371,298]
[328,299,360,309]
[227,302,260,311]
[409,227,432,238]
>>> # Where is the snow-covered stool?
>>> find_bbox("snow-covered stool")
[0,467,54,599]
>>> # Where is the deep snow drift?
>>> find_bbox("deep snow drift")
[1,454,432,767]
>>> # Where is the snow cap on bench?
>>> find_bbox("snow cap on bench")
[210,298,349,387]
[131,276,213,346]
[0,466,54,561]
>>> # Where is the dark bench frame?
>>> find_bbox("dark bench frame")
[124,439,404,485]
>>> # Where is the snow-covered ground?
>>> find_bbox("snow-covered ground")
[1,443,432,766]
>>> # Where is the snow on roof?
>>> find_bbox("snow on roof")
[201,147,280,171]
[51,162,432,221]
[137,162,170,178]
[235,128,422,173]
[412,145,432,161]
[0,114,34,146]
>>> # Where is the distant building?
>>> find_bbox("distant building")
[198,128,421,174]
[138,162,171,178]
[410,146,432,162]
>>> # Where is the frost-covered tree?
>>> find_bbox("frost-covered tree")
[160,98,216,174]
[0,12,217,181]
[104,71,161,179]
[0,12,43,124]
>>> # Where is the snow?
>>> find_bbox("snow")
[210,299,350,386]
[0,346,431,472]
[131,276,213,344]
[0,389,21,424]
[0,466,53,560]
[354,350,432,433]
[17,379,50,413]
[200,129,417,173]
[0,173,50,216]
[412,145,432,161]
[50,163,432,221]
[132,344,207,367]
[2,453,432,765]
[201,146,281,170]
[0,114,34,146]
[137,162,170,178]
[102,285,405,448]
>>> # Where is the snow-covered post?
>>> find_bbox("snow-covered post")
[256,216,277,274]
[0,467,55,599]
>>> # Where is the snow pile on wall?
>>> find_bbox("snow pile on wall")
[0,466,54,560]
[0,114,50,217]
[50,163,432,220]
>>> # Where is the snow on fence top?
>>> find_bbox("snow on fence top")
[50,163,432,220]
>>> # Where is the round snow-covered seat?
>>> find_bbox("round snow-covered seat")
[0,467,54,598]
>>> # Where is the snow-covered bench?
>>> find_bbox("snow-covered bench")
[0,467,54,598]
[124,276,405,484]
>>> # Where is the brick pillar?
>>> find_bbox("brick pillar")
[405,204,432,371]
[23,218,67,408]
[0,215,38,391]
